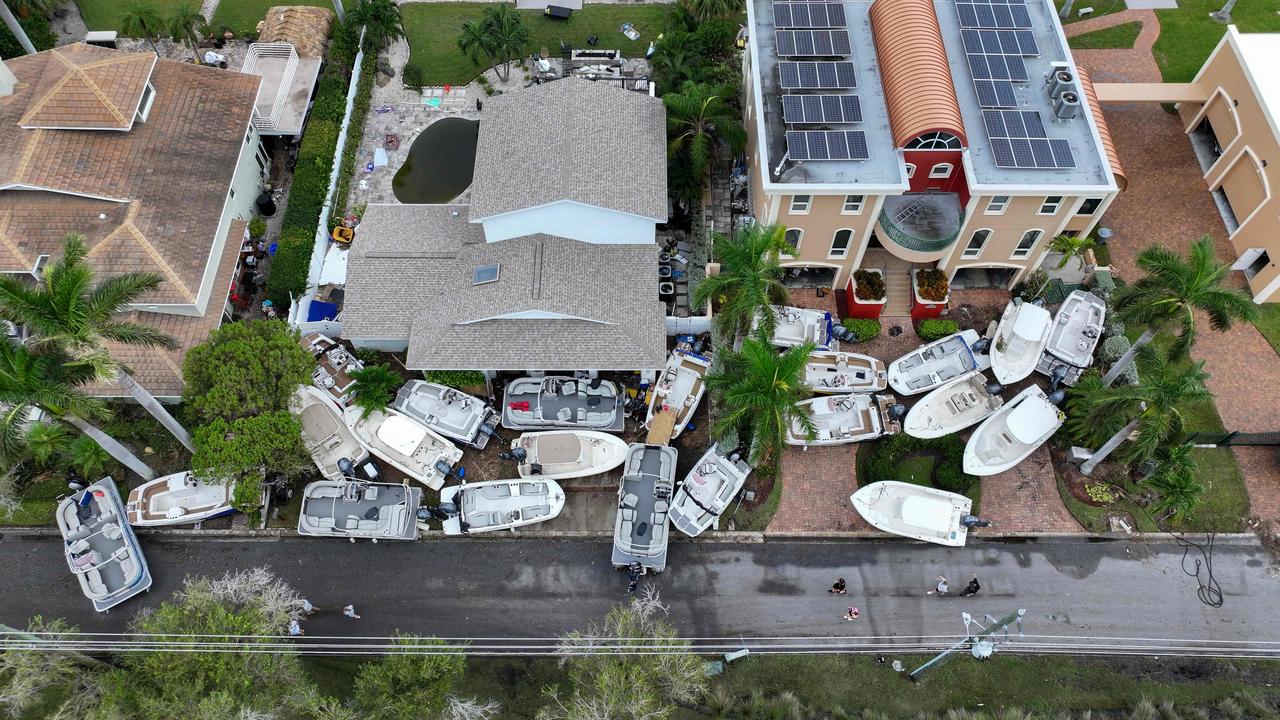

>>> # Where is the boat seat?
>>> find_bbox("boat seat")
[650,523,666,546]
[586,411,612,424]
[526,505,551,518]
[619,519,633,538]
[520,482,548,496]
[82,567,107,598]
[481,484,513,500]
[577,408,587,421]
[621,508,636,521]
[344,516,360,529]
[683,395,696,406]
[165,506,186,520]
[113,547,137,579]
[68,538,91,555]
[654,500,669,513]
[621,492,639,508]
[468,512,500,527]
[556,407,573,422]
[365,486,379,501]
[560,382,577,396]
[323,434,343,450]
[313,486,344,499]
[314,518,336,529]
[357,519,380,531]
[98,509,115,524]
[937,366,960,382]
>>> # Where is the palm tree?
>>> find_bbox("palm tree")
[693,223,791,342]
[1048,233,1097,271]
[665,82,747,201]
[651,35,703,91]
[0,339,156,479]
[1068,347,1212,476]
[1144,443,1203,522]
[25,421,70,467]
[167,4,206,63]
[68,435,111,480]
[707,336,815,466]
[349,0,405,51]
[1102,235,1256,387]
[0,235,194,452]
[120,1,164,55]
[480,4,529,83]
[678,0,744,22]
[456,19,498,73]
[348,364,403,418]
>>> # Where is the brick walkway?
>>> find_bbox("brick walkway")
[771,445,871,531]
[975,447,1084,533]
[1069,12,1280,522]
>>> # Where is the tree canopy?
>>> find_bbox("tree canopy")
[192,410,310,489]
[707,336,815,465]
[182,320,313,424]
[353,635,466,720]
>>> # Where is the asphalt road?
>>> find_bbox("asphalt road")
[3,535,1278,652]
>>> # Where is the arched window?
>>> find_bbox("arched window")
[905,132,963,150]
[962,229,991,259]
[929,163,953,179]
[784,229,803,254]
[830,229,853,259]
[1012,230,1042,259]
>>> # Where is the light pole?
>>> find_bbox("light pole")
[909,609,1026,682]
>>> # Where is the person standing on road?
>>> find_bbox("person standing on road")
[959,573,981,597]
[927,575,949,596]
[288,619,304,636]
[343,604,361,619]
[300,598,317,616]
[844,606,860,621]
[829,578,847,595]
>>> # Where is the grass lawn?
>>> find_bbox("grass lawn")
[1054,0,1127,24]
[211,0,331,37]
[725,465,782,531]
[0,477,65,528]
[75,0,171,33]
[1154,0,1280,83]
[1068,21,1142,50]
[895,454,935,486]
[401,3,673,86]
[1252,303,1280,357]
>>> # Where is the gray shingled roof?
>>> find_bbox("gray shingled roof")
[341,205,667,370]
[468,79,668,222]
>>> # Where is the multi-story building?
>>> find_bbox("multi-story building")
[742,0,1125,296]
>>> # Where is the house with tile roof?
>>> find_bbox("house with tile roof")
[0,44,266,398]
[341,79,669,374]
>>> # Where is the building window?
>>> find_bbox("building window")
[135,82,155,123]
[783,228,802,253]
[905,164,916,178]
[830,229,852,259]
[789,195,811,214]
[929,163,953,179]
[1012,230,1042,259]
[473,264,501,285]
[985,196,1010,215]
[904,131,963,150]
[841,195,864,215]
[1077,197,1103,215]
[962,229,990,259]
[1039,196,1064,215]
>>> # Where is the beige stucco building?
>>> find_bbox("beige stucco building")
[743,0,1124,297]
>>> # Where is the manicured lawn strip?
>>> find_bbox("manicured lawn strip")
[1154,0,1280,83]
[1068,21,1141,50]
[1177,447,1248,532]
[210,0,331,37]
[74,0,170,33]
[1252,303,1280,357]
[401,3,672,86]
[1057,473,1159,532]
[1054,0,1127,24]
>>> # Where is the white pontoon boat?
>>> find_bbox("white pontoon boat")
[501,376,625,431]
[297,480,420,540]
[850,481,972,546]
[58,478,152,611]
[611,444,677,572]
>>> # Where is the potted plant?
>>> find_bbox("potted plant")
[847,268,887,319]
[911,269,950,321]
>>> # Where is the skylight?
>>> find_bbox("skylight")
[473,264,500,285]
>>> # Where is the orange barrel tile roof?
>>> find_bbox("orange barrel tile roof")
[869,0,967,149]
[1075,65,1127,191]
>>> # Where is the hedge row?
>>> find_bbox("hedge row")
[332,46,379,222]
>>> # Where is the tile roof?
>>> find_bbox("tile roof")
[258,5,335,58]
[0,45,261,306]
[869,0,967,148]
[343,204,667,371]
[468,79,667,223]
[17,44,156,130]
[1075,65,1126,191]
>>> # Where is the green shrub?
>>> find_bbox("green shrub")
[1115,362,1140,386]
[248,217,267,239]
[934,462,973,494]
[424,370,487,389]
[232,475,263,513]
[332,47,378,222]
[851,269,885,301]
[309,75,349,122]
[1012,269,1049,302]
[0,13,54,59]
[267,227,314,308]
[402,63,425,89]
[1098,335,1131,364]
[862,434,976,495]
[1104,318,1126,338]
[841,318,881,342]
[917,319,959,342]
[1090,268,1117,298]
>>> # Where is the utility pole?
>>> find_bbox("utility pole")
[909,609,1026,682]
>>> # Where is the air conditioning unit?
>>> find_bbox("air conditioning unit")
[1054,91,1082,120]
[1046,62,1075,100]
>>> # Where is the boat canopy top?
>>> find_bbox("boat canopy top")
[1012,304,1052,339]
[1008,396,1059,444]
[377,414,427,455]
[901,495,953,531]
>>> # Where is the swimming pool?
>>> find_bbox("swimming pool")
[392,117,479,204]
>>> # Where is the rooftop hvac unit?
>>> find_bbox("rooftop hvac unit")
[84,31,118,48]
[1054,91,1081,120]
[1046,62,1075,100]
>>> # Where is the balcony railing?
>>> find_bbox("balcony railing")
[878,193,965,254]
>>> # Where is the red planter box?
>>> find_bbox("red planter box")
[846,269,887,319]
[910,269,949,322]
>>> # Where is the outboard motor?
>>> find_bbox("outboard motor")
[1032,297,1046,307]
[984,381,1005,397]
[500,446,528,462]
[1047,365,1068,405]
[971,336,992,354]
[960,515,992,529]
[692,335,709,355]
[434,461,463,482]
[478,423,501,441]
[337,457,355,479]
[888,403,908,421]
[528,462,543,476]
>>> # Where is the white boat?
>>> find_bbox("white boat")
[786,393,900,446]
[301,333,363,406]
[501,376,625,431]
[644,349,710,439]
[439,479,565,534]
[1045,290,1106,368]
[125,472,235,527]
[963,385,1064,476]
[803,350,887,393]
[887,329,986,396]
[669,445,751,537]
[393,381,500,449]
[508,430,629,480]
[990,299,1053,385]
[902,371,1004,439]
[58,478,152,611]
[294,385,370,480]
[611,443,677,572]
[753,305,832,349]
[343,407,463,491]
[297,480,421,541]
[850,481,972,546]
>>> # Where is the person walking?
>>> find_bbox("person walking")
[926,575,949,596]
[288,619,304,636]
[300,598,317,616]
[343,604,361,619]
[844,606,860,621]
[959,573,981,597]
[829,578,848,595]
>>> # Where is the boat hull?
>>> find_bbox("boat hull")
[295,384,370,480]
[803,351,888,394]
[439,479,566,534]
[887,329,983,396]
[850,481,971,546]
[962,386,1063,476]
[644,350,710,439]
[344,407,463,491]
[512,431,629,479]
[669,445,751,537]
[902,371,1003,439]
[125,471,237,527]
[786,394,899,446]
[989,300,1052,385]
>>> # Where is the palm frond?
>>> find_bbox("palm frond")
[97,321,179,350]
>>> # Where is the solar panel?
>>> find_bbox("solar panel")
[773,2,846,28]
[781,94,862,124]
[981,110,1075,169]
[973,79,1017,108]
[775,30,851,57]
[786,130,869,161]
[956,0,1032,29]
[778,61,857,89]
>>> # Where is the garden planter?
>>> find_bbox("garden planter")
[910,269,949,322]
[846,269,887,319]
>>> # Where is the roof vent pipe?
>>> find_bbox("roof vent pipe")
[1054,92,1081,120]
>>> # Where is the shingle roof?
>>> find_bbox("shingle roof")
[342,204,667,371]
[0,45,261,306]
[468,79,667,222]
[17,44,156,130]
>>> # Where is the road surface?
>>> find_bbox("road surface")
[2,535,1277,653]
